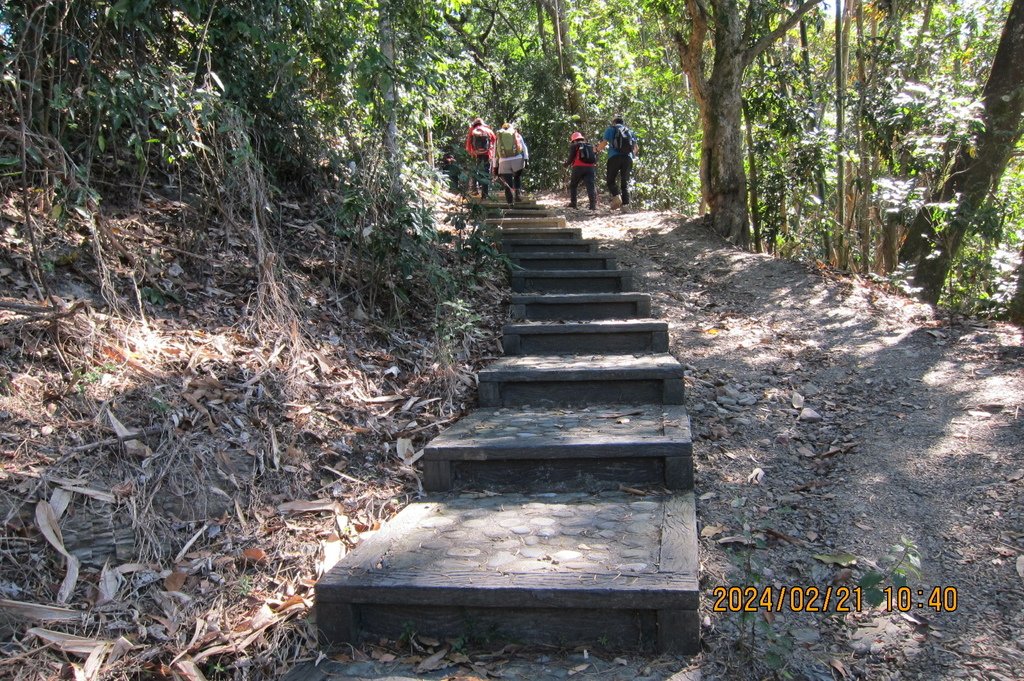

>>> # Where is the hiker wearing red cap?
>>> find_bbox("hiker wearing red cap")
[563,131,597,210]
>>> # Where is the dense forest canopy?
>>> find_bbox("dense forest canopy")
[1,0,1022,319]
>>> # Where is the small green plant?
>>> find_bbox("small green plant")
[858,537,923,607]
[236,574,254,597]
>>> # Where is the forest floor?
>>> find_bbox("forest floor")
[1,193,1022,681]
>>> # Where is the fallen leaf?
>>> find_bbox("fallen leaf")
[241,548,268,564]
[173,658,209,681]
[35,501,80,603]
[814,552,858,567]
[718,535,755,546]
[700,525,727,539]
[164,571,187,593]
[568,663,590,676]
[96,562,121,606]
[0,599,80,622]
[396,438,423,466]
[415,644,450,673]
[829,658,850,679]
[277,499,342,514]
[371,648,396,662]
[1017,556,1024,584]
[27,628,109,656]
[747,467,765,484]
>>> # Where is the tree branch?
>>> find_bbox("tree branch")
[742,0,823,68]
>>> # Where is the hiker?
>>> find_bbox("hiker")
[439,151,459,192]
[563,131,597,210]
[493,122,527,205]
[464,117,496,198]
[595,115,639,209]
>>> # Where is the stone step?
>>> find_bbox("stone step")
[478,353,684,407]
[511,269,634,294]
[486,216,567,228]
[511,293,652,320]
[510,253,617,271]
[503,319,668,355]
[502,238,600,254]
[501,227,582,241]
[486,208,557,218]
[316,491,699,654]
[421,406,693,493]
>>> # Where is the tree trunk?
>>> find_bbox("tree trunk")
[743,99,763,252]
[834,0,846,267]
[1009,241,1024,326]
[899,0,1024,304]
[671,0,823,249]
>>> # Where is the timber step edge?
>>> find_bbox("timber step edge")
[502,319,669,355]
[421,405,693,492]
[510,292,653,321]
[478,353,685,407]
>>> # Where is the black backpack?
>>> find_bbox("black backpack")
[577,142,597,164]
[611,124,636,154]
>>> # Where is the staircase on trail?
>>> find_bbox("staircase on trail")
[315,199,700,657]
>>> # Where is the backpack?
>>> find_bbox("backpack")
[471,127,492,155]
[611,124,637,154]
[576,142,597,164]
[496,130,521,159]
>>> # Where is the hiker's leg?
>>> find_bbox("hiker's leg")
[568,168,581,207]
[501,173,515,204]
[620,156,633,205]
[584,168,597,209]
[605,158,619,197]
[478,159,491,198]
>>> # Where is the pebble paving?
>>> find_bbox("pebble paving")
[376,492,663,575]
[429,405,690,448]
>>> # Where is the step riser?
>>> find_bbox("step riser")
[501,228,582,241]
[504,330,668,355]
[488,210,555,218]
[511,300,651,321]
[511,273,633,294]
[479,379,684,407]
[502,241,599,254]
[487,217,567,228]
[511,256,616,271]
[319,604,698,654]
[424,455,693,493]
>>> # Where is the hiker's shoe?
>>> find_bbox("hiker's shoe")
[610,195,623,209]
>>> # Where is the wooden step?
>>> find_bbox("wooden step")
[510,253,617,271]
[502,238,600,254]
[501,227,582,241]
[486,216,567,228]
[316,491,699,654]
[421,406,693,492]
[487,208,556,218]
[470,197,539,206]
[503,319,668,355]
[511,269,634,294]
[478,353,684,407]
[511,293,652,320]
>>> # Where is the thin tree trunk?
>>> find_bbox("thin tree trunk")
[855,0,872,273]
[743,99,763,252]
[536,0,548,55]
[834,0,846,267]
[1009,241,1024,325]
[899,0,1024,304]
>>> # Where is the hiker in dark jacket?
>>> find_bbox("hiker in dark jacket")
[564,131,597,210]
[595,115,638,209]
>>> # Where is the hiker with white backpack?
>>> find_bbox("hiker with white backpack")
[493,122,528,205]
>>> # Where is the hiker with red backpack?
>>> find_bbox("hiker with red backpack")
[465,117,496,198]
[493,122,528,205]
[563,131,597,211]
[595,115,639,209]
